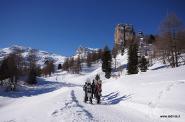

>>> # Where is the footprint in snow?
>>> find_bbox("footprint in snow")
[52,110,58,116]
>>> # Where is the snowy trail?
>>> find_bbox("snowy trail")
[0,79,184,122]
[49,85,156,122]
[1,65,185,122]
[51,88,94,122]
[1,82,135,122]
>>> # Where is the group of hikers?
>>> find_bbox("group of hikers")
[83,74,102,104]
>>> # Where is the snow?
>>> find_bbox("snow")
[0,51,185,122]
[0,45,66,67]
[74,46,100,59]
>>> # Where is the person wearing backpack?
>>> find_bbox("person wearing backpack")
[94,74,102,104]
[83,78,93,104]
[83,81,88,102]
[91,79,95,98]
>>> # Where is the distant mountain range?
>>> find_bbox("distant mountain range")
[0,45,99,67]
[75,46,99,59]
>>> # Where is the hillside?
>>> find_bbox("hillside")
[0,45,66,67]
[0,45,100,67]
[0,50,185,122]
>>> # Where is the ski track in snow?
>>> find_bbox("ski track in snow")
[148,80,185,109]
[51,89,94,121]
[3,120,16,122]
[146,80,185,122]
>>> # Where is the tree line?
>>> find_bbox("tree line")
[60,47,113,79]
[62,56,82,74]
[0,49,55,91]
[116,12,185,75]
[61,50,102,74]
[154,13,185,67]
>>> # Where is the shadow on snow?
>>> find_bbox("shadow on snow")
[70,90,94,120]
[52,90,94,120]
[101,92,132,105]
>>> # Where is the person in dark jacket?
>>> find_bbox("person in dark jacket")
[83,78,93,104]
[94,74,102,104]
[91,80,95,98]
[83,82,88,102]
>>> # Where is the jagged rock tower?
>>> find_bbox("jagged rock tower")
[114,24,135,49]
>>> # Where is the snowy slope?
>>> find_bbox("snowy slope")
[0,45,100,67]
[75,46,99,59]
[0,51,185,122]
[0,45,66,66]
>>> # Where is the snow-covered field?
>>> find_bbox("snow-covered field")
[0,54,185,122]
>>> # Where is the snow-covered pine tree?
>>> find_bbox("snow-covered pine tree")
[139,56,148,72]
[127,43,138,74]
[101,46,112,79]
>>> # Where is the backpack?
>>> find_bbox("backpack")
[95,80,102,93]
[83,85,86,91]
[86,83,92,93]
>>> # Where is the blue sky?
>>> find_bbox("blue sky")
[0,0,184,56]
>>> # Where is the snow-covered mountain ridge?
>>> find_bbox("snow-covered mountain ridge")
[75,46,99,58]
[0,45,66,66]
[0,45,100,67]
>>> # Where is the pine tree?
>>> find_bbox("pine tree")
[58,64,62,70]
[127,43,138,74]
[121,41,125,55]
[101,46,112,79]
[139,56,148,72]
